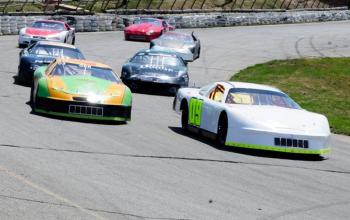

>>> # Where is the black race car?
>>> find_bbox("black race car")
[17,41,85,85]
[121,49,189,95]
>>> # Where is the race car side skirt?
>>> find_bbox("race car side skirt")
[225,141,331,155]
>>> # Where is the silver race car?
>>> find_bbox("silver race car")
[150,32,201,62]
[18,20,75,48]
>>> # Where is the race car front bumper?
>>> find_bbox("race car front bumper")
[19,35,63,47]
[226,127,331,155]
[35,97,131,121]
[122,77,188,94]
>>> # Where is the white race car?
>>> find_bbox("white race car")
[18,20,75,48]
[173,81,331,155]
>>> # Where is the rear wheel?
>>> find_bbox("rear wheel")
[181,103,189,131]
[217,113,228,146]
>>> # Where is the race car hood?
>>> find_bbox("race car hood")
[227,105,330,135]
[125,23,161,32]
[47,75,126,104]
[25,27,61,36]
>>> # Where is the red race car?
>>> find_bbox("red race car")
[124,17,175,42]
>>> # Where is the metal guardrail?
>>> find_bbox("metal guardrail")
[0,0,348,14]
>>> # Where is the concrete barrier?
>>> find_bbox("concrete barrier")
[1,10,350,35]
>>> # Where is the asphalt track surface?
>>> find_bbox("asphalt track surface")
[0,21,350,220]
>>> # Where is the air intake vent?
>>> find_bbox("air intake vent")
[73,97,87,102]
[274,138,309,148]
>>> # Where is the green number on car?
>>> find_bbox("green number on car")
[189,98,203,126]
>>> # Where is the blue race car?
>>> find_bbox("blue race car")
[17,41,85,85]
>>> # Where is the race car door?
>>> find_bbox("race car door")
[200,83,226,134]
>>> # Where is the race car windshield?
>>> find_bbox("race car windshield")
[131,54,184,67]
[32,21,65,30]
[226,88,301,109]
[133,18,161,26]
[161,34,194,43]
[29,45,84,59]
[51,63,120,82]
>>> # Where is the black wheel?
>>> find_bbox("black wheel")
[181,103,189,131]
[30,81,36,111]
[72,36,75,45]
[217,113,228,146]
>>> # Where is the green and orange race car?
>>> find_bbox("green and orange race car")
[30,58,132,121]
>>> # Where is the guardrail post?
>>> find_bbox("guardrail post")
[158,0,164,9]
[231,0,238,9]
[171,0,176,9]
[316,0,321,8]
[286,0,293,9]
[200,0,206,9]
[135,0,141,9]
[280,0,287,8]
[181,0,188,9]
[190,0,197,9]
[239,0,245,9]
[272,0,279,8]
[310,0,317,8]
[250,0,257,9]
[260,0,267,9]
[147,0,153,9]
[3,0,12,13]
[20,0,29,11]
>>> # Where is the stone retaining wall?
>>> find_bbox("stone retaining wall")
[1,10,350,35]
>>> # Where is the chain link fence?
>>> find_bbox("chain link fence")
[0,0,348,13]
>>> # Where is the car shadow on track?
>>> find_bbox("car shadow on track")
[25,101,127,126]
[168,126,326,161]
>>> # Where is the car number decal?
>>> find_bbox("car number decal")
[189,98,203,126]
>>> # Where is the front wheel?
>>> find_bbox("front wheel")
[181,104,189,131]
[30,81,37,111]
[217,114,228,146]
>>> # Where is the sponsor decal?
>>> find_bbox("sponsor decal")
[189,98,203,126]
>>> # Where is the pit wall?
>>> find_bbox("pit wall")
[1,10,350,35]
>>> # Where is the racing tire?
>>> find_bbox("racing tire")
[181,103,189,131]
[217,113,228,146]
[30,81,37,111]
[18,43,26,48]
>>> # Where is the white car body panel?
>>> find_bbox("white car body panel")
[174,81,331,154]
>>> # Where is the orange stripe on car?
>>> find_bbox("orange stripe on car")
[103,84,125,105]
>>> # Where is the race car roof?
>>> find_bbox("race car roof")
[36,41,77,49]
[34,20,65,24]
[226,81,282,93]
[56,58,111,69]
